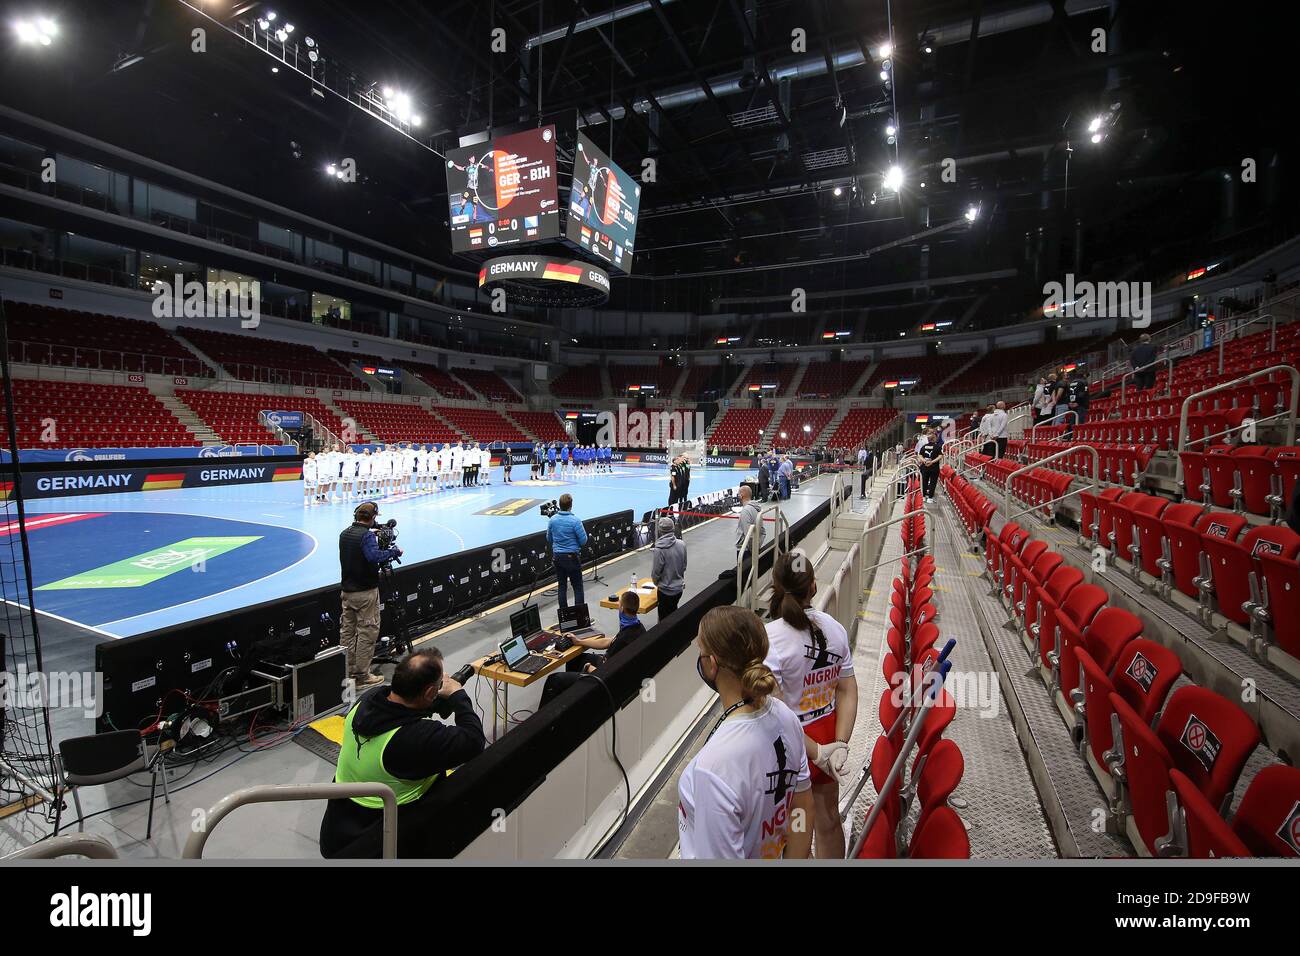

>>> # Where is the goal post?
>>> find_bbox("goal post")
[666,438,707,466]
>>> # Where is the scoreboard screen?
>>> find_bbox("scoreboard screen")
[445,125,560,252]
[566,132,641,274]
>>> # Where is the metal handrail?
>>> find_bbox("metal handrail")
[1001,444,1100,523]
[1217,312,1279,373]
[183,782,399,859]
[1030,408,1080,440]
[1173,365,1299,487]
[1118,356,1175,403]
[258,411,302,452]
[848,661,952,858]
[4,833,119,860]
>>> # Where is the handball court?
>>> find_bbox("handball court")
[10,462,754,640]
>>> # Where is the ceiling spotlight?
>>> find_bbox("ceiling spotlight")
[869,192,878,205]
[887,134,896,146]
[920,181,926,188]
[283,23,294,33]
[1090,132,1103,144]
[14,18,57,45]
[271,66,279,73]
[304,36,315,47]
[267,11,277,21]
[382,86,395,99]
[885,123,897,137]
[335,169,346,179]
[833,186,843,197]
[880,70,889,81]
[411,115,422,126]
[879,41,893,59]
[257,17,270,30]
[326,163,336,174]
[965,205,979,222]
[1088,115,1103,133]
[883,164,904,193]
[924,44,933,54]
[307,49,319,62]
[274,28,288,42]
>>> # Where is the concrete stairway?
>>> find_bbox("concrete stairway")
[154,393,222,444]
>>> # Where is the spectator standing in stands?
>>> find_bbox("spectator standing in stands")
[320,649,484,857]
[1065,365,1090,438]
[547,493,588,610]
[735,485,764,555]
[765,552,857,858]
[856,445,871,499]
[539,590,647,706]
[979,403,999,458]
[1130,334,1158,391]
[1035,373,1058,425]
[989,401,1010,459]
[678,605,813,859]
[651,515,687,620]
[1051,371,1072,437]
[918,429,942,501]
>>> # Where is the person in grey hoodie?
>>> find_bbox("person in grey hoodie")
[735,485,764,556]
[651,515,688,621]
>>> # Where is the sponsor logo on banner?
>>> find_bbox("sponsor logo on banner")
[476,497,544,517]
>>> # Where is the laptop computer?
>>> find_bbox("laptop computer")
[499,632,551,676]
[557,603,600,639]
[510,604,551,651]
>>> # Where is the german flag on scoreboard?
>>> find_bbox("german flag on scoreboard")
[141,472,185,491]
[542,262,583,283]
[271,466,301,481]
[477,266,487,286]
[0,480,12,501]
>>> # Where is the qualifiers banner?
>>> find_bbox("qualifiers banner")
[3,461,302,501]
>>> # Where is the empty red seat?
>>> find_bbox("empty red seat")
[1077,639,1183,783]
[1200,524,1300,625]
[1257,541,1300,660]
[1032,565,1086,670]
[907,805,970,859]
[1163,511,1249,598]
[1133,501,1202,580]
[1049,583,1109,698]
[1112,686,1261,855]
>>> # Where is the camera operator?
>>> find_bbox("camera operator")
[547,492,588,609]
[320,648,485,858]
[339,501,403,687]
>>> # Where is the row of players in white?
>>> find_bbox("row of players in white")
[300,444,494,505]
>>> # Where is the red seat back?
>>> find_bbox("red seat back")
[1110,691,1176,854]
[1155,686,1261,810]
[908,805,970,859]
[1084,606,1144,673]
[1169,769,1250,858]
[1231,764,1300,857]
[1112,638,1183,724]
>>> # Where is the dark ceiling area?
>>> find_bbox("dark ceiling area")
[0,0,1291,320]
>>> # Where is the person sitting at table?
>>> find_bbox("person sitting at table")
[539,590,646,706]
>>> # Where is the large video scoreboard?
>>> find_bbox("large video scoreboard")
[565,131,641,274]
[445,124,560,252]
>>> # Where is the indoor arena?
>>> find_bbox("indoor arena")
[0,0,1294,911]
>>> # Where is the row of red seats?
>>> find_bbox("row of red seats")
[949,464,1298,857]
[1076,488,1300,660]
[858,480,970,859]
[1016,441,1156,487]
[1179,444,1300,518]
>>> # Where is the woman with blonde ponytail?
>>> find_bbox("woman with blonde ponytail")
[765,551,858,858]
[677,606,813,859]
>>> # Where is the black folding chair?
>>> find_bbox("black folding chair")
[54,730,170,839]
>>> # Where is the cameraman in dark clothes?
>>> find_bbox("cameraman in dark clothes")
[320,648,485,857]
[339,501,402,688]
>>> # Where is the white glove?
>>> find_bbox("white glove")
[812,740,853,787]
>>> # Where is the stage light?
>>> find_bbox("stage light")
[304,36,315,47]
[879,41,893,59]
[883,165,904,193]
[880,70,888,81]
[833,186,843,197]
[308,49,319,62]
[283,23,294,33]
[14,17,57,45]
[274,28,288,42]
[382,86,394,99]
[271,66,279,73]
[924,44,933,54]
[965,205,979,222]
[267,11,277,20]
[1090,132,1103,144]
[885,123,896,137]
[257,17,270,30]
[919,181,926,188]
[326,163,336,174]
[1088,115,1103,133]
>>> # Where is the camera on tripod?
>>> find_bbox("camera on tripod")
[539,500,560,518]
[375,518,399,558]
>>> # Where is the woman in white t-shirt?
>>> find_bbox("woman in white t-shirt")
[678,605,813,860]
[765,551,858,858]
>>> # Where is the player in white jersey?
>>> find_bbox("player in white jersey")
[399,444,414,494]
[678,605,813,860]
[356,448,374,496]
[302,452,319,506]
[764,552,857,858]
[478,444,491,485]
[413,444,427,492]
[340,448,357,498]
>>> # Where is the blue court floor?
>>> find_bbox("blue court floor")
[13,463,745,638]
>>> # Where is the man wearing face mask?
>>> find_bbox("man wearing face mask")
[538,590,645,706]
